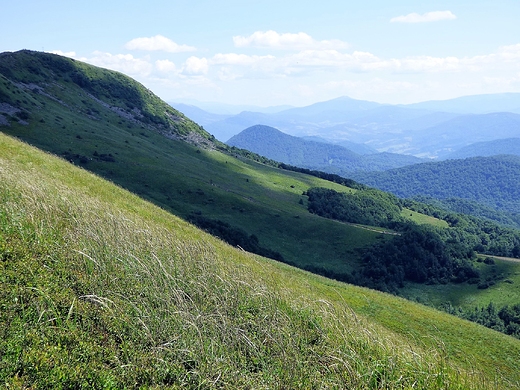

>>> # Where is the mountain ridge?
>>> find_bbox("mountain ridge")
[188,93,520,156]
[351,155,520,213]
[227,124,424,173]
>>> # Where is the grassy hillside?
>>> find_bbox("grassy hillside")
[2,133,520,388]
[2,50,520,338]
[403,256,520,308]
[0,50,384,278]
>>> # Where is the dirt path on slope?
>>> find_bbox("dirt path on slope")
[478,254,520,263]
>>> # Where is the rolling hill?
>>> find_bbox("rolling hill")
[444,138,520,159]
[2,124,520,388]
[3,50,520,387]
[402,92,520,114]
[227,125,423,173]
[351,155,520,213]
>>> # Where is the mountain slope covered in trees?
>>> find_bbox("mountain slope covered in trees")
[227,125,423,173]
[351,155,520,213]
[444,138,520,159]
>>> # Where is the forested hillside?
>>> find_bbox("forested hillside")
[351,155,520,213]
[305,187,520,293]
[444,138,520,159]
[227,125,423,173]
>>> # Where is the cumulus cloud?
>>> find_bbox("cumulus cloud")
[211,53,275,66]
[390,11,456,23]
[50,50,77,57]
[183,56,209,75]
[125,35,196,53]
[280,50,395,72]
[79,51,154,77]
[233,30,349,50]
[155,59,178,73]
[205,42,520,80]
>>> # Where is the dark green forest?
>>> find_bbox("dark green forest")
[305,187,520,293]
[351,155,520,213]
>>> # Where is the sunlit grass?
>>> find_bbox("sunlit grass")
[402,208,450,228]
[402,258,520,309]
[1,133,519,388]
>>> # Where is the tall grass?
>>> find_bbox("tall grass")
[0,134,516,388]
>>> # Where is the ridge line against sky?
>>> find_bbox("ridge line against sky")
[2,1,520,107]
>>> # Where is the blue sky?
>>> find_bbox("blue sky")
[3,0,520,107]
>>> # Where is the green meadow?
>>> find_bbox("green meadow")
[2,132,520,388]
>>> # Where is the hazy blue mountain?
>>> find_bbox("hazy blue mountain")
[336,140,377,155]
[227,125,423,173]
[276,95,384,121]
[443,138,520,159]
[171,99,293,115]
[402,93,520,114]
[205,111,272,141]
[301,136,377,155]
[396,111,461,132]
[407,112,520,158]
[186,94,520,155]
[170,103,230,128]
[205,96,445,143]
[351,155,520,212]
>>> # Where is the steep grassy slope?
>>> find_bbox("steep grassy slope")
[0,50,208,141]
[0,50,383,277]
[2,133,520,388]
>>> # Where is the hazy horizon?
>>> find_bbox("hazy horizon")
[2,1,520,107]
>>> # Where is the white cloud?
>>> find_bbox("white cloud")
[390,11,457,23]
[125,35,196,53]
[80,51,154,77]
[233,30,349,50]
[50,50,77,57]
[157,42,520,82]
[497,44,520,60]
[183,56,209,75]
[155,59,178,73]
[281,50,394,72]
[211,53,275,66]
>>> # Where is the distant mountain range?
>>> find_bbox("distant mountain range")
[227,125,423,173]
[174,94,520,158]
[443,138,520,159]
[168,100,293,115]
[402,93,520,114]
